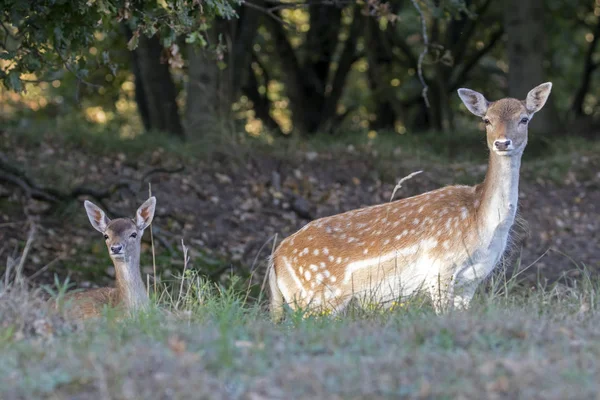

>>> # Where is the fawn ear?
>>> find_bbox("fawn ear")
[135,196,156,231]
[84,200,111,233]
[458,88,489,117]
[525,82,552,114]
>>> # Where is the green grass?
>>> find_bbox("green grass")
[2,265,600,399]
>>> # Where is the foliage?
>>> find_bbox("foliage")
[0,0,241,91]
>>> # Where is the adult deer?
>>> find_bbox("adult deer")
[269,83,552,319]
[58,197,156,320]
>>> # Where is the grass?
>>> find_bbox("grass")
[2,261,600,399]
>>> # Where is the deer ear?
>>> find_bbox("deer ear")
[525,82,552,114]
[458,88,489,117]
[135,196,156,231]
[84,200,110,233]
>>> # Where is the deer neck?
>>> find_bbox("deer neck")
[112,250,149,311]
[477,151,522,235]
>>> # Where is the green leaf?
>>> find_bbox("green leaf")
[0,51,15,60]
[6,70,23,92]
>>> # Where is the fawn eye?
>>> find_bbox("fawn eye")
[483,118,491,125]
[520,117,529,124]
[130,232,137,238]
[103,234,109,240]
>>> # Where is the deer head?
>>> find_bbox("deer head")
[84,197,156,264]
[458,82,552,156]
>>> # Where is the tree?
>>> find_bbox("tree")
[125,26,184,137]
[259,4,363,135]
[0,0,241,137]
[504,0,560,133]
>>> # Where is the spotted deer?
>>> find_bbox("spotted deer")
[58,197,156,320]
[269,83,552,319]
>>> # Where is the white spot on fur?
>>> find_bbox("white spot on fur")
[461,207,468,220]
[413,218,420,225]
[304,270,312,280]
[310,264,319,272]
[323,247,329,255]
[363,248,369,255]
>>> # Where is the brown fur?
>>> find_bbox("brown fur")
[271,84,552,318]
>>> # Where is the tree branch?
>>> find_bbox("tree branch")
[450,25,504,91]
[571,16,600,117]
[322,7,362,130]
[410,0,430,108]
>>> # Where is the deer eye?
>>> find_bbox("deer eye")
[103,234,109,240]
[520,117,529,124]
[130,232,137,239]
[483,118,491,125]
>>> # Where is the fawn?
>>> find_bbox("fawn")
[269,83,552,319]
[58,197,156,320]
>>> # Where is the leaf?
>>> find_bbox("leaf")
[6,70,22,92]
[0,51,15,60]
[127,30,140,51]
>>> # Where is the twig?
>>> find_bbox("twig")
[53,45,103,90]
[242,1,297,31]
[259,233,278,304]
[148,183,157,296]
[141,165,185,185]
[176,239,190,309]
[410,0,430,107]
[15,223,36,287]
[390,170,423,202]
[28,256,62,281]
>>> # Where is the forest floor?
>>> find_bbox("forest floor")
[1,124,600,399]
[1,124,599,290]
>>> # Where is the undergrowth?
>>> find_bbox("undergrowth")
[1,248,600,399]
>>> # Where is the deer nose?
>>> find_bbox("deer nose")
[110,244,123,254]
[494,139,512,151]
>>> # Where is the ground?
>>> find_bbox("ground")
[1,127,598,290]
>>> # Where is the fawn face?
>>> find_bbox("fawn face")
[458,82,552,156]
[84,197,156,262]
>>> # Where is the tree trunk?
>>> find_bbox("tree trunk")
[185,37,227,136]
[185,11,263,136]
[366,16,396,131]
[130,32,184,138]
[504,0,560,134]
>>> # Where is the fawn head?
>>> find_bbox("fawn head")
[84,197,156,262]
[458,82,552,156]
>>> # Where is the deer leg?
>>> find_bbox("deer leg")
[451,261,489,310]
[452,282,478,310]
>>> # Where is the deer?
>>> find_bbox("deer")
[56,197,156,320]
[269,83,552,320]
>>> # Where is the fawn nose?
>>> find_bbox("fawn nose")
[494,139,512,151]
[110,244,123,254]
